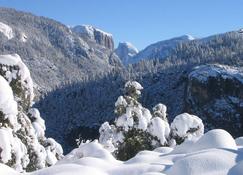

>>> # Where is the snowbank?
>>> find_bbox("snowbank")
[2,128,243,175]
[0,164,19,175]
[191,129,237,151]
[166,149,237,175]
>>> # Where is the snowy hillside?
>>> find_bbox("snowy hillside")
[127,35,195,64]
[0,7,121,93]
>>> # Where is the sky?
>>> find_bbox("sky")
[0,0,243,50]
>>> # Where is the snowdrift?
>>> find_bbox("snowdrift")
[1,129,243,175]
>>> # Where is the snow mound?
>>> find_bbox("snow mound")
[0,163,20,175]
[153,147,173,154]
[31,164,108,175]
[0,22,14,39]
[192,129,237,151]
[2,129,243,175]
[58,141,117,164]
[166,149,237,175]
[0,54,34,102]
[172,129,237,154]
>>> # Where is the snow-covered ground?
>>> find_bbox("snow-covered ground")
[1,129,243,175]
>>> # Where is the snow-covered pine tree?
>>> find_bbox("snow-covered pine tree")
[0,54,63,172]
[99,81,170,160]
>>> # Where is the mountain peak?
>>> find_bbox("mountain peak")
[115,42,138,64]
[72,25,114,49]
[182,34,195,40]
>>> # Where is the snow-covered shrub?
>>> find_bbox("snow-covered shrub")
[0,54,63,172]
[152,103,168,122]
[170,113,204,144]
[99,81,171,160]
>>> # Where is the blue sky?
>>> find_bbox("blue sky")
[0,0,242,50]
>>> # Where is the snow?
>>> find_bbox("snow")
[115,112,134,131]
[170,113,204,142]
[0,22,14,39]
[73,25,95,40]
[185,34,195,40]
[152,103,167,121]
[122,42,139,53]
[189,64,243,83]
[44,138,63,165]
[58,141,118,164]
[115,96,127,107]
[115,42,139,65]
[73,25,113,39]
[166,149,237,175]
[31,164,108,175]
[148,117,170,145]
[1,128,243,175]
[20,33,27,42]
[0,76,18,129]
[28,108,46,139]
[0,54,34,102]
[0,164,19,175]
[191,129,237,151]
[125,81,143,91]
[235,137,243,147]
[0,128,29,172]
[129,34,195,64]
[0,128,13,163]
[228,160,243,175]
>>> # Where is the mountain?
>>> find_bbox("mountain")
[1,7,243,153]
[35,29,243,153]
[115,42,138,65]
[0,8,122,95]
[126,34,195,64]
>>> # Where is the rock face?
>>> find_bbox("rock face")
[186,64,243,137]
[72,25,114,50]
[115,42,138,65]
